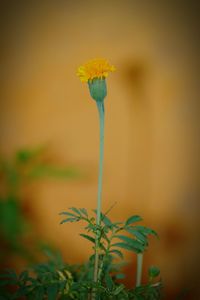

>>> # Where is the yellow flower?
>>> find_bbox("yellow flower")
[77,58,116,83]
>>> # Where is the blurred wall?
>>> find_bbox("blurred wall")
[0,0,199,297]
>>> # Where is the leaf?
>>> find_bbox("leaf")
[113,221,123,227]
[28,165,78,179]
[100,232,110,247]
[112,241,143,253]
[47,284,58,300]
[115,235,144,252]
[0,197,25,240]
[113,284,125,295]
[105,272,114,289]
[134,225,159,238]
[101,213,113,227]
[60,217,78,224]
[125,215,142,226]
[80,208,88,217]
[109,249,124,259]
[80,234,95,244]
[112,242,135,252]
[69,207,81,216]
[126,227,148,245]
[16,148,41,163]
[148,266,160,278]
[93,210,113,227]
[59,211,77,217]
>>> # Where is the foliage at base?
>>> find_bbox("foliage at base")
[0,208,162,299]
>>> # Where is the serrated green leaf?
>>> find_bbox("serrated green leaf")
[80,233,95,244]
[125,215,142,226]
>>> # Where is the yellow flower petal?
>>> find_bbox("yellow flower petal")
[77,58,115,83]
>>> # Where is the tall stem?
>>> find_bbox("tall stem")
[93,101,105,284]
[136,253,143,287]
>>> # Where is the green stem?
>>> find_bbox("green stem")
[97,229,116,281]
[93,101,105,284]
[136,252,143,287]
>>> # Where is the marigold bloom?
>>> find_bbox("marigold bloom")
[77,58,115,83]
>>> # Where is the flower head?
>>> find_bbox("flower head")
[77,58,115,102]
[77,58,115,83]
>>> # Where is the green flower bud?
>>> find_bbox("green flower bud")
[88,78,107,102]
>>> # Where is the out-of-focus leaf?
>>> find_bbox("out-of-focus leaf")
[112,242,134,252]
[148,266,160,278]
[59,212,77,217]
[126,227,148,245]
[80,208,88,217]
[133,225,159,238]
[0,197,26,241]
[69,207,81,216]
[47,283,58,300]
[93,210,113,228]
[15,147,43,163]
[1,161,19,190]
[125,215,142,226]
[60,217,78,224]
[27,164,79,179]
[115,235,144,252]
[109,249,124,259]
[80,234,95,244]
[101,213,112,227]
[112,241,143,253]
[113,284,124,295]
[105,272,114,290]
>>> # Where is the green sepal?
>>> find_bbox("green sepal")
[88,78,107,102]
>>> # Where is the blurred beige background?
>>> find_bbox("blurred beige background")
[0,0,199,297]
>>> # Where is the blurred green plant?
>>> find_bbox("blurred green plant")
[0,146,79,264]
[0,209,162,299]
